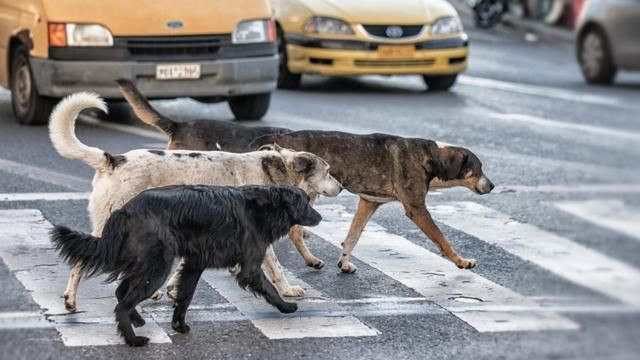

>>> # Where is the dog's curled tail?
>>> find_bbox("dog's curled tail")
[48,92,111,171]
[116,79,176,136]
[50,212,128,280]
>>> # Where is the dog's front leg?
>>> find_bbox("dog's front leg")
[237,265,297,314]
[337,197,381,273]
[288,226,324,269]
[262,245,304,297]
[403,202,476,269]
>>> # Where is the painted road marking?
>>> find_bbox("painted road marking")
[459,75,630,109]
[430,202,640,306]
[0,209,171,346]
[0,192,91,202]
[0,158,90,191]
[201,269,379,339]
[554,199,640,242]
[77,114,167,140]
[490,113,640,142]
[312,204,579,332]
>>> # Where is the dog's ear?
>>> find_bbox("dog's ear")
[258,143,283,152]
[245,188,276,208]
[441,149,468,180]
[291,154,317,174]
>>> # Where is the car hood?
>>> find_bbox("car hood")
[295,0,457,24]
[41,0,272,36]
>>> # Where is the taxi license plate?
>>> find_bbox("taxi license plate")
[155,64,201,80]
[377,45,415,58]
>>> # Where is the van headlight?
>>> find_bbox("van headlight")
[48,23,114,47]
[304,16,354,35]
[232,20,276,44]
[431,16,463,35]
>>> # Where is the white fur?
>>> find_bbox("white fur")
[49,93,340,312]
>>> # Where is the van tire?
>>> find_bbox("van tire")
[10,45,56,125]
[228,93,271,121]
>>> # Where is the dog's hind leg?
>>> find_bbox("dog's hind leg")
[115,279,150,347]
[166,259,185,302]
[115,280,145,328]
[63,264,84,312]
[171,262,204,334]
[262,245,304,297]
[402,201,476,269]
[337,197,381,273]
[237,265,297,314]
[288,226,324,269]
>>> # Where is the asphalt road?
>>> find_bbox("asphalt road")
[1,19,640,360]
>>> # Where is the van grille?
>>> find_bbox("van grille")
[116,35,230,60]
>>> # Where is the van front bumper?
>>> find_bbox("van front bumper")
[29,55,278,99]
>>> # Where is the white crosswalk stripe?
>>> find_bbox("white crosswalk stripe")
[312,204,579,332]
[554,199,640,242]
[430,202,640,306]
[201,270,379,339]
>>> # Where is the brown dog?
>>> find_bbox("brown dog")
[118,80,494,273]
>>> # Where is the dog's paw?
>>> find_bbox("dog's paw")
[305,257,325,269]
[228,264,241,276]
[457,258,477,270]
[126,336,150,347]
[171,320,191,334]
[63,294,77,313]
[338,261,357,274]
[281,285,305,298]
[150,291,163,301]
[277,302,298,314]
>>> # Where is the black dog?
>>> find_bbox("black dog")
[51,184,322,347]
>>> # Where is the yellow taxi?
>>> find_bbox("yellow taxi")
[272,0,469,91]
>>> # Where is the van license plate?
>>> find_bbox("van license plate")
[155,64,201,80]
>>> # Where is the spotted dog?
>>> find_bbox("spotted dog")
[118,79,494,274]
[48,93,342,312]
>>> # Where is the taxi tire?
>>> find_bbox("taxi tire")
[277,31,301,89]
[423,74,458,91]
[228,93,271,121]
[10,45,56,126]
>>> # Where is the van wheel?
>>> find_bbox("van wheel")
[578,27,616,84]
[423,74,458,91]
[228,93,271,121]
[10,45,56,125]
[277,30,301,89]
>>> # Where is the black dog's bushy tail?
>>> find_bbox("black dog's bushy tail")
[50,212,129,280]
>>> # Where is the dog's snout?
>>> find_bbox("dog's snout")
[488,181,495,192]
[337,184,344,194]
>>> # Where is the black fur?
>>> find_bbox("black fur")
[147,150,164,156]
[104,152,127,169]
[50,184,321,347]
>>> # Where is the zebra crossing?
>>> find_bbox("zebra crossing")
[0,193,637,346]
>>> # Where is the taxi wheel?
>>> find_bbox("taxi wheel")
[578,27,616,85]
[228,93,271,121]
[423,74,458,91]
[277,31,301,89]
[10,45,56,125]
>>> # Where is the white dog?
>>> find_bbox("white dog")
[49,93,342,312]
